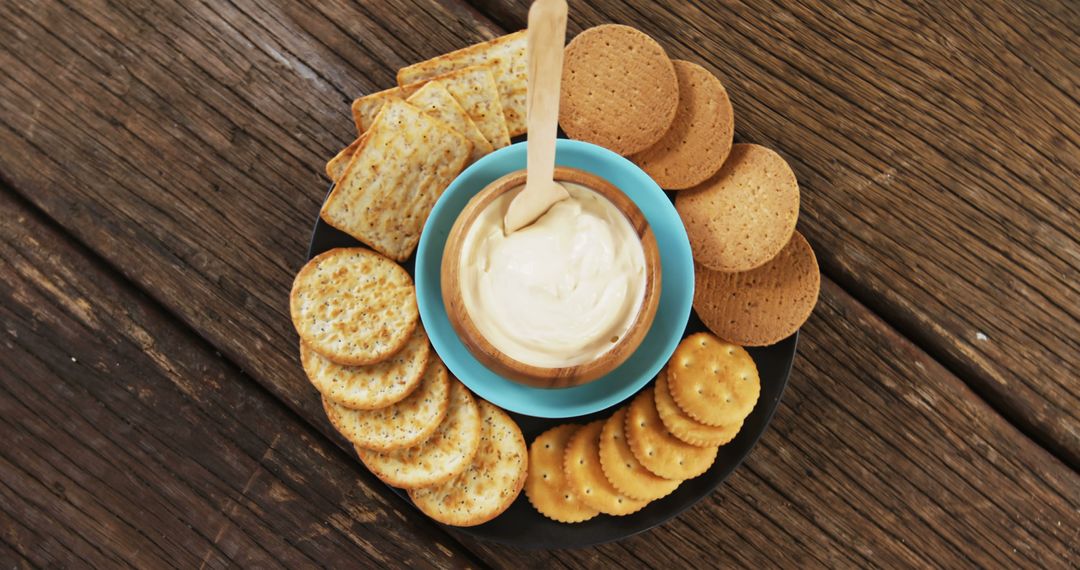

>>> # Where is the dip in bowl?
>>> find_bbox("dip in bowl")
[442,167,661,388]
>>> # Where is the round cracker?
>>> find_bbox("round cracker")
[290,247,418,366]
[630,60,734,190]
[355,379,481,489]
[409,400,527,527]
[667,333,760,427]
[695,231,820,346]
[560,24,678,156]
[563,420,647,516]
[625,387,718,480]
[675,144,800,272]
[655,367,742,447]
[300,325,430,410]
[324,358,450,451]
[598,409,680,502]
[526,425,600,523]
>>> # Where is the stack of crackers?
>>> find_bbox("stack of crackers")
[526,332,759,521]
[290,247,527,527]
[560,24,820,347]
[322,31,528,262]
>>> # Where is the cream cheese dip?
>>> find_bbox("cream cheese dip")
[458,182,647,368]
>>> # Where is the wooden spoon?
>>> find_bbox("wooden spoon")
[503,0,569,234]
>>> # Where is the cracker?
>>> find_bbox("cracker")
[407,80,495,163]
[695,231,820,346]
[350,83,423,133]
[655,367,742,447]
[630,60,734,190]
[675,143,800,272]
[325,134,367,182]
[525,424,599,523]
[409,400,527,527]
[398,30,527,136]
[290,247,418,365]
[667,333,760,427]
[324,358,450,452]
[356,379,481,489]
[560,24,678,156]
[562,420,647,516]
[424,65,510,149]
[625,387,718,480]
[321,99,471,261]
[598,409,680,502]
[300,324,429,410]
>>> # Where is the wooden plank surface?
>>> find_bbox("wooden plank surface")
[467,0,1080,468]
[0,0,1077,566]
[0,189,475,568]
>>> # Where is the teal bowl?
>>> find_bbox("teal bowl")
[415,139,694,418]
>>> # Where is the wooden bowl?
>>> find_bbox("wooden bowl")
[441,167,662,389]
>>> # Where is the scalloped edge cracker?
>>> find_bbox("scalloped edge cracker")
[526,424,599,523]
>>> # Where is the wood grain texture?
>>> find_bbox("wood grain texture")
[0,0,1077,566]
[468,0,1080,467]
[0,189,475,568]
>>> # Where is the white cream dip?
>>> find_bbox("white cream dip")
[458,182,647,368]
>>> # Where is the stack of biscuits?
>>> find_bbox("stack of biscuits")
[560,25,820,346]
[322,31,529,262]
[290,247,527,527]
[526,332,759,522]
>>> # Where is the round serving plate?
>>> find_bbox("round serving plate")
[307,137,797,548]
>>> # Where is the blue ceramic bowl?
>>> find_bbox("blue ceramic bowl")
[415,139,693,418]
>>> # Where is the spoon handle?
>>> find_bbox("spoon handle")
[526,0,568,187]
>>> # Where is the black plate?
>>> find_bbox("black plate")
[307,181,796,548]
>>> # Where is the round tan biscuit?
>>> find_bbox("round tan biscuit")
[355,379,481,489]
[563,420,647,516]
[526,425,600,523]
[694,231,820,346]
[625,388,718,480]
[409,400,528,527]
[323,358,449,451]
[667,333,760,427]
[560,24,678,156]
[675,144,800,272]
[630,60,734,190]
[655,367,742,447]
[300,325,430,410]
[290,248,418,366]
[598,409,680,502]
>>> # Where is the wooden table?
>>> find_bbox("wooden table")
[1,1,1076,567]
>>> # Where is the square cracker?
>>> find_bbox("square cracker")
[321,99,471,261]
[350,82,423,133]
[325,133,367,182]
[398,30,527,137]
[406,81,494,163]
[425,65,510,149]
